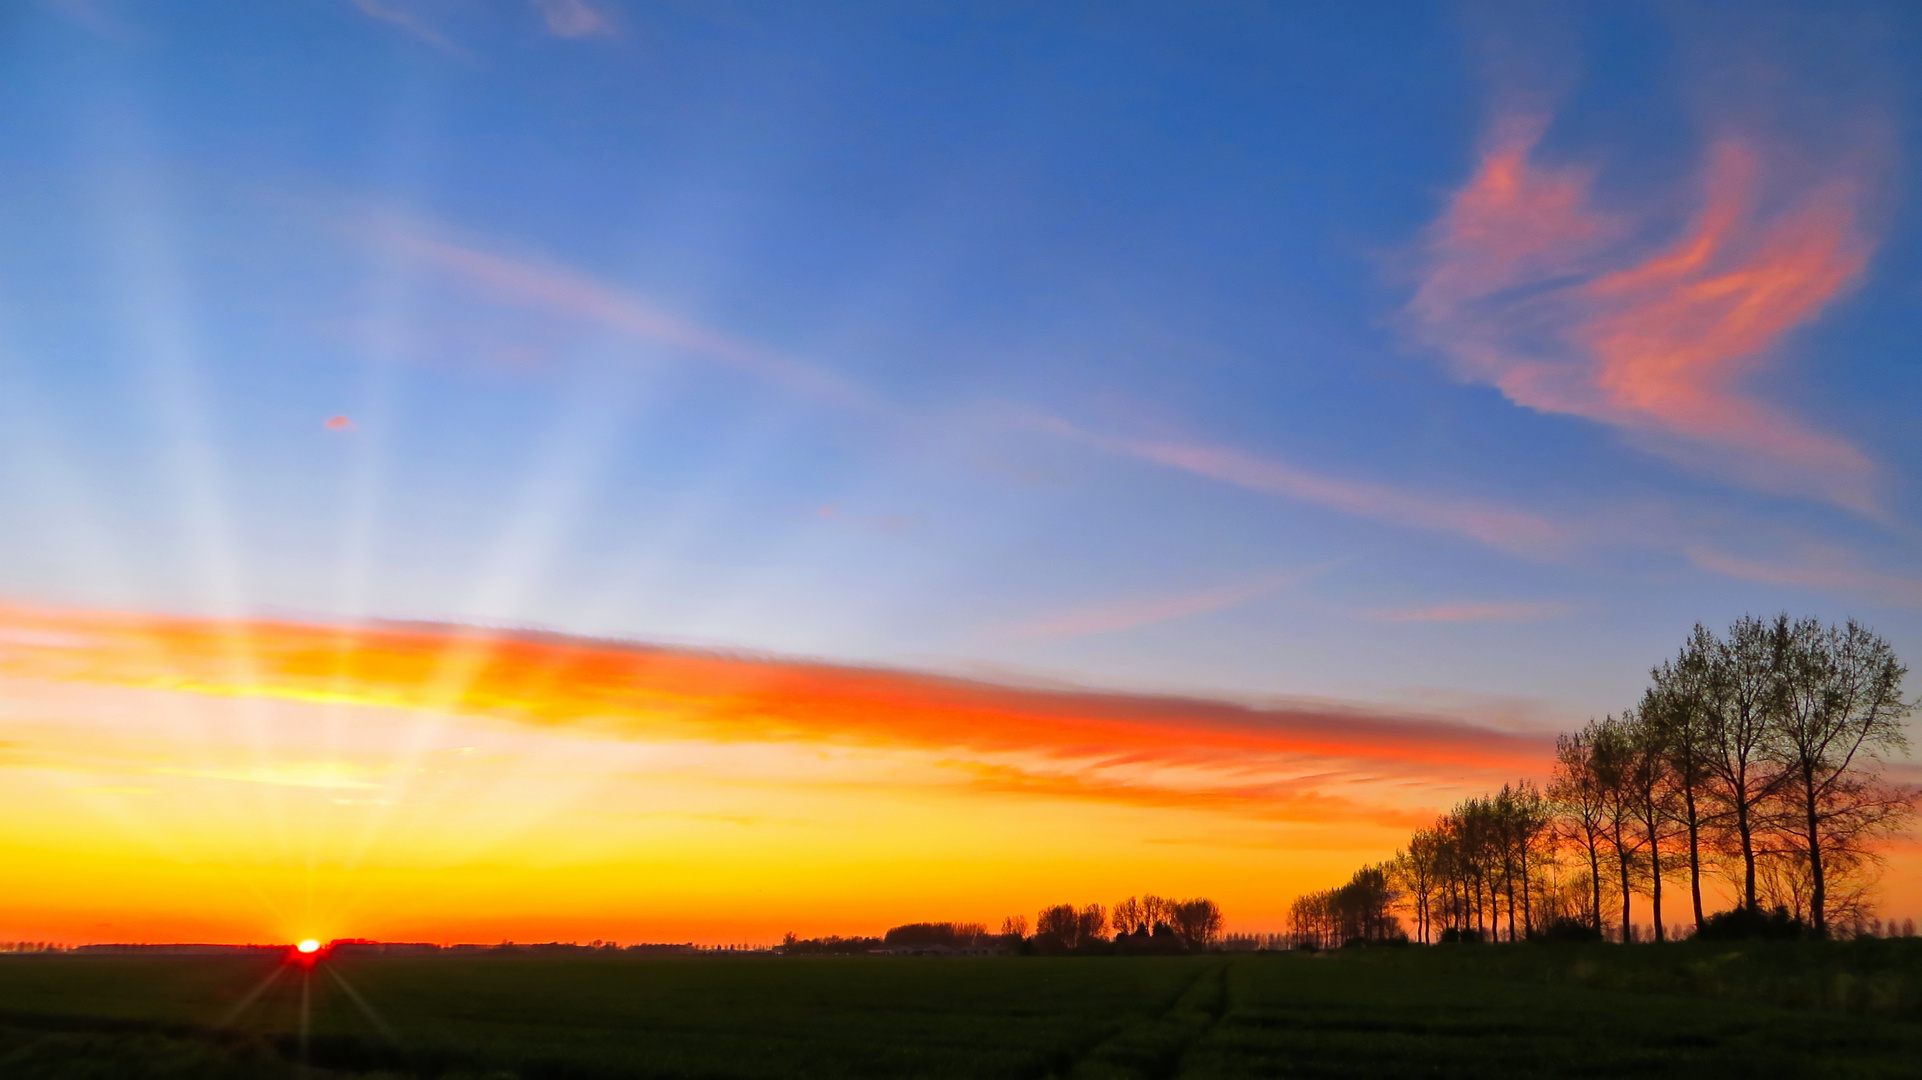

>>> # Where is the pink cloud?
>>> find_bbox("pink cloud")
[1687,546,1922,608]
[1365,601,1575,624]
[531,0,613,37]
[1410,119,1879,511]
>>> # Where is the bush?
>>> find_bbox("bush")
[1695,905,1808,941]
[1530,918,1604,944]
[1438,927,1484,944]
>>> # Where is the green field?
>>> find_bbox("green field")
[1,942,1920,1078]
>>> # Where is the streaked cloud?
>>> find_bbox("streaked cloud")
[532,0,613,38]
[1039,417,1570,558]
[1688,546,1922,608]
[380,229,887,413]
[950,760,1427,829]
[346,0,613,49]
[1365,600,1575,624]
[1409,116,1879,511]
[346,0,467,55]
[0,603,1553,792]
[1008,567,1327,641]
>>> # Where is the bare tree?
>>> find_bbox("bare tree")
[1394,830,1443,944]
[1698,618,1788,911]
[1076,904,1108,945]
[1623,702,1682,942]
[1550,726,1610,933]
[1647,653,1718,931]
[1768,617,1915,936]
[1296,614,1916,947]
[1504,781,1554,938]
[1170,899,1223,949]
[1591,715,1645,941]
[1036,904,1080,948]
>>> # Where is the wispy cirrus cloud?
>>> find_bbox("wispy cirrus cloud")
[347,0,616,51]
[1038,417,1571,558]
[1687,546,1922,609]
[1008,566,1329,641]
[346,0,468,55]
[1409,115,1880,512]
[1365,601,1575,624]
[379,228,887,413]
[532,0,613,38]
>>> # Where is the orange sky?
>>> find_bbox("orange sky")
[0,601,1912,945]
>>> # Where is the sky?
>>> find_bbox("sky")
[0,0,1919,945]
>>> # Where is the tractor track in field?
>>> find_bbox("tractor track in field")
[1052,959,1233,1080]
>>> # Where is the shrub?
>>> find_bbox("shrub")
[1531,918,1604,943]
[1695,905,1807,941]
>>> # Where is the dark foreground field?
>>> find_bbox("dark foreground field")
[2,941,1921,1078]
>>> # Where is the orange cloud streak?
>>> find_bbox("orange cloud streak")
[1411,120,1877,510]
[0,603,1551,783]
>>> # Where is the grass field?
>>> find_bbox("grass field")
[1,941,1919,1078]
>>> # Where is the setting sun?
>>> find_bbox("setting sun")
[297,940,320,954]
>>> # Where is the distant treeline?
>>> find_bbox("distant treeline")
[781,895,1226,955]
[1295,615,1919,948]
[57,940,769,956]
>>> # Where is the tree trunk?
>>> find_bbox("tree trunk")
[1519,844,1534,937]
[1734,780,1760,911]
[1649,831,1665,943]
[1616,838,1633,943]
[1587,833,1603,933]
[1806,780,1827,937]
[1476,874,1486,940]
[1684,787,1704,930]
[1505,866,1518,943]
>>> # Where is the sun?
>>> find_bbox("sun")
[297,939,320,954]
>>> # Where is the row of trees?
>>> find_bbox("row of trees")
[1288,864,1403,948]
[1029,895,1225,951]
[1305,616,1916,945]
[780,896,1226,956]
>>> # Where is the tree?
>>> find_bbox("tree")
[1768,617,1915,936]
[1646,652,1718,931]
[1036,904,1080,948]
[1550,726,1609,933]
[1590,714,1651,941]
[1076,904,1108,945]
[1622,702,1680,942]
[1170,899,1223,949]
[1394,830,1443,944]
[1497,781,1553,938]
[1697,618,1788,911]
[1295,615,1916,947]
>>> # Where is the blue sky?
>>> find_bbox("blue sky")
[4,0,1922,725]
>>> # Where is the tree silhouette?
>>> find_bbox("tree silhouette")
[1299,615,1916,944]
[1768,617,1913,935]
